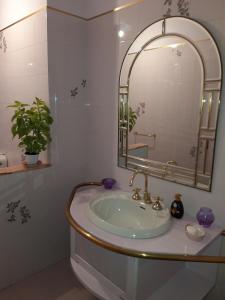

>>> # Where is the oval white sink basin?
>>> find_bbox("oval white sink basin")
[88,191,171,239]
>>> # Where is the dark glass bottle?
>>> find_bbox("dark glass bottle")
[170,193,184,219]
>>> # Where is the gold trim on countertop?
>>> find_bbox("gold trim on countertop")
[65,182,225,264]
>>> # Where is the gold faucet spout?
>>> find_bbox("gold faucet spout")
[129,170,152,204]
[129,171,138,186]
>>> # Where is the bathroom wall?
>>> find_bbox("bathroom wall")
[86,1,225,298]
[0,2,87,290]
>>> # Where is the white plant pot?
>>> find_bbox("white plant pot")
[24,153,39,165]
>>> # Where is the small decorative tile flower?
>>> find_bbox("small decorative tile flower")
[20,206,31,224]
[135,106,141,117]
[0,33,3,50]
[164,8,172,16]
[176,49,182,57]
[81,79,87,88]
[135,102,146,116]
[6,200,21,214]
[8,214,16,223]
[139,102,146,114]
[70,87,78,97]
[0,31,7,53]
[164,0,172,5]
[3,37,7,52]
[163,0,190,17]
[6,200,31,224]
[6,200,21,223]
[70,79,87,98]
[177,0,190,16]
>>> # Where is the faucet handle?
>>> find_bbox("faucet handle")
[152,196,163,210]
[132,188,142,201]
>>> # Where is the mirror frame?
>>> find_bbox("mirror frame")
[118,16,223,191]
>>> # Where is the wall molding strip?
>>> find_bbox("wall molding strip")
[0,0,144,33]
[0,5,46,33]
[87,0,144,21]
[47,6,87,21]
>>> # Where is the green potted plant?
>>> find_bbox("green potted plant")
[8,97,53,165]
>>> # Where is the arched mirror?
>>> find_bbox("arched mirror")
[118,17,222,191]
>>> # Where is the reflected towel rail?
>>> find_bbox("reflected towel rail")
[134,132,156,138]
[134,132,156,148]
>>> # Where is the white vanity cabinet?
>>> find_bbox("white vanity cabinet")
[68,187,222,300]
[70,233,221,300]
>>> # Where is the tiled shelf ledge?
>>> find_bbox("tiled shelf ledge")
[0,163,51,175]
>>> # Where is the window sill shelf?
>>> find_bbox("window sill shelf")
[0,163,51,175]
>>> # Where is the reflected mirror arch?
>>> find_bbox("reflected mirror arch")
[120,17,221,84]
[118,16,222,191]
[128,35,204,173]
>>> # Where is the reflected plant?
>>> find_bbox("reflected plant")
[120,103,137,132]
[128,107,137,132]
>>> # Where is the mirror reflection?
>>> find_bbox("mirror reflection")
[118,17,222,191]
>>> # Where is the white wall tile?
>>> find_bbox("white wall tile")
[0,0,46,30]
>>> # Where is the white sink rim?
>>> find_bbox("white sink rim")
[88,191,171,239]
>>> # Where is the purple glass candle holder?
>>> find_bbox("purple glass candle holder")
[102,178,116,189]
[196,207,215,228]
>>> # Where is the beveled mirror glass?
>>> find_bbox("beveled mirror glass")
[118,17,222,191]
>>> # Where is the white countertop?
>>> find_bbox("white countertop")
[70,186,222,256]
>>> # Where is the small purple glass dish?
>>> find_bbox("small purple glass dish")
[102,178,116,189]
[196,207,215,228]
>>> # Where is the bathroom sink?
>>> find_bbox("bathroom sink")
[88,192,171,239]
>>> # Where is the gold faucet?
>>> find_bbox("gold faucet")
[129,170,152,204]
